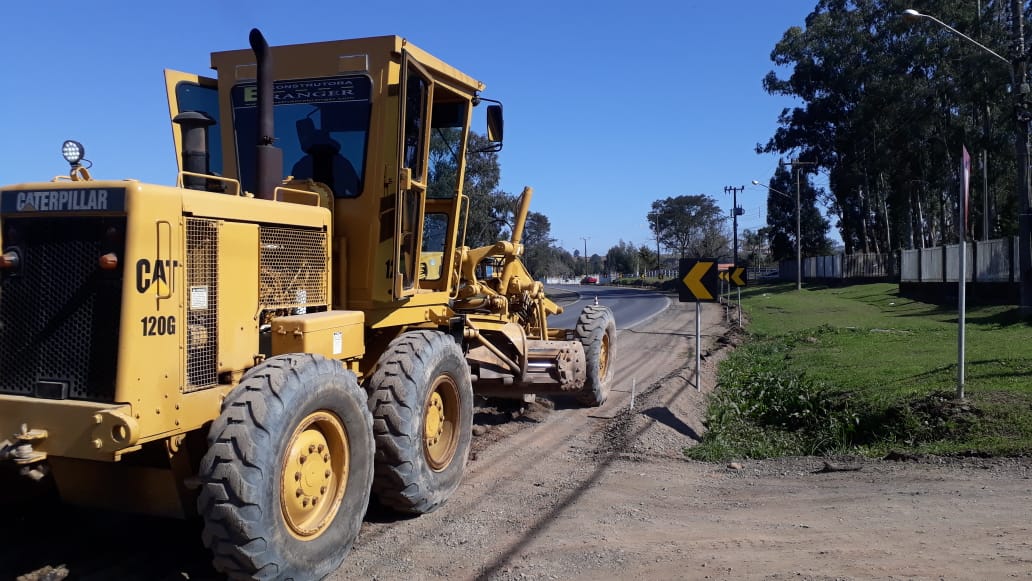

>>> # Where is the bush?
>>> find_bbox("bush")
[688,340,860,459]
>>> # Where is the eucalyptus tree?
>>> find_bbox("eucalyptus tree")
[760,0,1015,252]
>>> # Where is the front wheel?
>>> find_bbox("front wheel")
[366,330,473,514]
[575,305,617,406]
[197,354,374,580]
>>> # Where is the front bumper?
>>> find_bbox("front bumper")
[0,395,139,462]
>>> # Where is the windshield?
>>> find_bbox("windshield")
[231,75,372,198]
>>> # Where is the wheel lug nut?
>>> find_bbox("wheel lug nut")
[323,453,330,463]
[309,444,316,453]
[317,444,325,453]
[311,497,318,506]
[320,486,327,494]
[299,455,306,464]
[295,471,302,481]
[302,498,309,507]
[324,469,331,478]
[296,488,303,497]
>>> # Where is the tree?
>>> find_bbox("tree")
[521,211,563,278]
[762,164,833,261]
[741,228,769,266]
[647,194,727,259]
[429,130,511,249]
[637,245,660,272]
[605,240,644,275]
[760,0,1015,252]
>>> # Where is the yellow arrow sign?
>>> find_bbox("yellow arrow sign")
[718,270,728,281]
[730,267,746,286]
[682,261,715,300]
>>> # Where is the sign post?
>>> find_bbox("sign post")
[729,266,747,328]
[719,266,749,328]
[958,146,971,400]
[678,259,718,391]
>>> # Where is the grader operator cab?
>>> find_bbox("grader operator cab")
[0,29,616,579]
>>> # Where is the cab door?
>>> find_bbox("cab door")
[394,53,434,299]
[163,70,223,179]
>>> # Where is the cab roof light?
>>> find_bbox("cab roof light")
[62,140,85,166]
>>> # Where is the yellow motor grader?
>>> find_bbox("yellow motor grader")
[0,29,616,579]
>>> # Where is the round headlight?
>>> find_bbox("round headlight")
[62,140,85,165]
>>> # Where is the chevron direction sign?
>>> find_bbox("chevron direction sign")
[678,258,718,302]
[718,266,748,287]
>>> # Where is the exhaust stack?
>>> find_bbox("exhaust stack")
[249,28,282,200]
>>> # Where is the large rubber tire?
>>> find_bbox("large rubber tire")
[366,330,473,514]
[197,354,374,581]
[575,305,617,406]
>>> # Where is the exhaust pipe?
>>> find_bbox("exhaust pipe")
[249,28,282,200]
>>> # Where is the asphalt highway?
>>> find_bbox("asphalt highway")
[544,284,670,330]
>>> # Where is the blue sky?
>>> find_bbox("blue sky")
[0,1,825,257]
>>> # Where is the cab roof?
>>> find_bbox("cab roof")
[209,34,485,94]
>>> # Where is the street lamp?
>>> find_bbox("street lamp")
[752,179,802,290]
[904,5,1032,315]
[902,9,1010,65]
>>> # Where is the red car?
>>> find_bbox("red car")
[580,276,598,285]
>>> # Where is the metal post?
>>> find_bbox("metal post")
[959,152,968,400]
[796,169,802,290]
[695,301,701,391]
[737,286,742,328]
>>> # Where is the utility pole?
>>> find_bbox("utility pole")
[580,236,591,276]
[1012,0,1032,316]
[781,159,816,291]
[724,185,746,266]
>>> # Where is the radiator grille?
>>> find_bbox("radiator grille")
[0,217,124,401]
[259,227,328,314]
[185,218,218,391]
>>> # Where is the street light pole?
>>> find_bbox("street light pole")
[780,160,815,291]
[752,178,800,289]
[580,236,590,277]
[904,6,1032,315]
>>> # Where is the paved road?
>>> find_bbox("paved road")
[544,284,670,330]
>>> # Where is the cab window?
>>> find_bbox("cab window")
[231,75,372,198]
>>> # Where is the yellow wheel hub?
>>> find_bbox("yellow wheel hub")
[280,411,349,540]
[599,333,610,378]
[424,376,460,471]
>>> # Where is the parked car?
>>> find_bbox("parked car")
[580,276,598,284]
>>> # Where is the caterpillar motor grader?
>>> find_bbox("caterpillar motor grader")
[0,28,616,579]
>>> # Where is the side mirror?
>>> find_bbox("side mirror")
[486,104,503,145]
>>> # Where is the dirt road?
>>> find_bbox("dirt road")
[6,295,1032,580]
[334,298,1032,581]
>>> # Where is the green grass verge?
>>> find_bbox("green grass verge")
[687,282,1032,460]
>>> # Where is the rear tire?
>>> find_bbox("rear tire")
[575,305,617,406]
[366,330,473,514]
[197,354,374,581]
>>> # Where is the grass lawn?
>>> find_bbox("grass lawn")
[689,282,1032,460]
